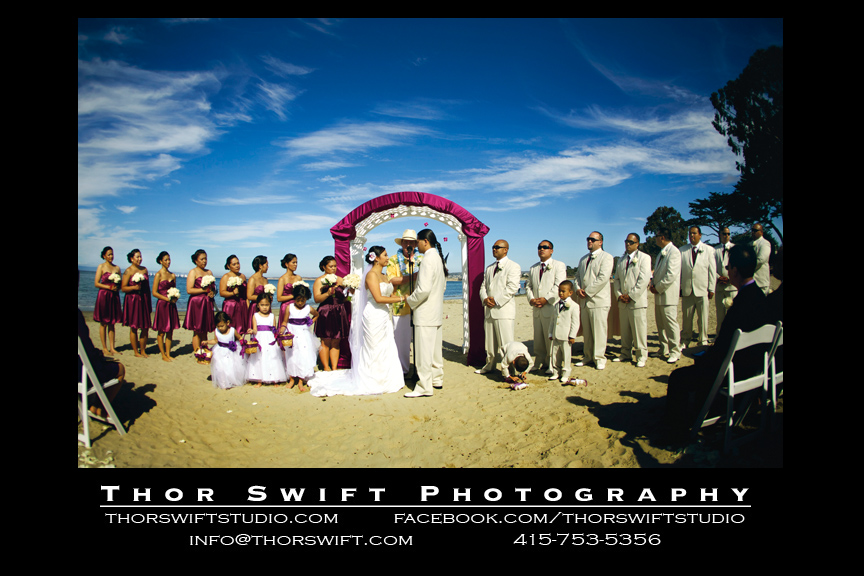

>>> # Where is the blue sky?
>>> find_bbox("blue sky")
[78,18,783,277]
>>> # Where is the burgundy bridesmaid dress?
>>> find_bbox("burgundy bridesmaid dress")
[183,276,215,333]
[279,283,294,325]
[153,279,180,332]
[221,278,249,333]
[122,275,152,330]
[94,272,122,324]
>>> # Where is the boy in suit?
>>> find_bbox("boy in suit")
[548,281,583,384]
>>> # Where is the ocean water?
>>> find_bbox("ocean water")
[77,270,489,312]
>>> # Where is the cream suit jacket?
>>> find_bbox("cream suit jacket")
[549,298,580,340]
[679,242,717,297]
[614,251,651,309]
[405,248,445,327]
[525,258,566,319]
[575,248,614,309]
[479,256,521,320]
[651,243,681,306]
[752,236,771,291]
[713,242,737,295]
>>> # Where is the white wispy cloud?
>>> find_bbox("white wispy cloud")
[116,205,138,214]
[257,80,303,121]
[261,55,314,77]
[277,121,434,158]
[78,58,221,205]
[186,213,335,246]
[191,194,299,206]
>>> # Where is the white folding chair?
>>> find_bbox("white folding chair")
[691,323,781,453]
[768,322,783,417]
[78,336,126,447]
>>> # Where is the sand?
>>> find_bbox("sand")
[78,282,782,468]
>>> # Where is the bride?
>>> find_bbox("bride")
[309,246,407,397]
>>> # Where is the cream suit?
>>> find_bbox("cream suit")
[405,248,445,395]
[680,242,717,346]
[713,242,737,330]
[575,248,614,365]
[548,297,579,379]
[613,251,651,363]
[478,255,521,370]
[651,243,682,358]
[752,236,771,295]
[525,258,567,371]
[499,341,533,379]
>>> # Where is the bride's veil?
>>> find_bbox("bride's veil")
[347,260,374,369]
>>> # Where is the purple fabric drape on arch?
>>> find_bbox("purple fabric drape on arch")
[329,192,489,366]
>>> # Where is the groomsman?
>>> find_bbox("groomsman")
[613,233,651,367]
[476,239,522,374]
[649,227,682,363]
[680,226,716,347]
[525,239,567,373]
[574,231,614,370]
[713,228,737,331]
[751,223,771,295]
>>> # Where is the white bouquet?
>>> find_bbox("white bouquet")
[263,283,276,295]
[131,272,146,284]
[322,274,338,287]
[107,272,121,284]
[723,296,734,309]
[342,274,361,290]
[294,280,309,289]
[227,276,243,289]
[167,287,181,302]
[200,275,216,290]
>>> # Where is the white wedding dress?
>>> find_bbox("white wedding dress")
[309,275,405,397]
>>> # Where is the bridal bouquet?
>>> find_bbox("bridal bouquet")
[108,272,121,285]
[342,274,360,290]
[342,273,361,301]
[263,283,276,296]
[167,287,181,302]
[227,276,243,290]
[200,274,216,289]
[131,272,146,285]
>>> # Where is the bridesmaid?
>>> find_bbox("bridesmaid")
[121,248,152,358]
[313,255,351,371]
[183,249,216,357]
[152,251,180,362]
[93,246,122,355]
[276,253,302,324]
[245,255,269,333]
[219,254,248,335]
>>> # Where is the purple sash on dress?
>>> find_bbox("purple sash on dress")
[257,324,278,345]
[288,317,314,327]
[218,340,238,352]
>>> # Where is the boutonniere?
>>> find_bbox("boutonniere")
[723,297,734,309]
[563,299,572,309]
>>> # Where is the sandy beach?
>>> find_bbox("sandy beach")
[79,281,782,468]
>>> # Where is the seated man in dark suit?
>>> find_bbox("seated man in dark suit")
[663,244,768,440]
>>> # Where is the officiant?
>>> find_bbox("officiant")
[386,229,421,377]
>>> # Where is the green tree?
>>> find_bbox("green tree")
[710,45,783,242]
[643,206,686,261]
[686,191,745,242]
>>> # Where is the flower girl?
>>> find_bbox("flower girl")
[204,311,246,389]
[245,293,287,385]
[280,283,320,391]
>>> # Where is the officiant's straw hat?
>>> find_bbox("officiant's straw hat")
[395,229,418,245]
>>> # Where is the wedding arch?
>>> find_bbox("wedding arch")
[329,192,489,366]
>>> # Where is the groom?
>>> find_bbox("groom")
[404,229,446,397]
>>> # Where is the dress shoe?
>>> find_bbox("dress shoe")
[404,390,433,398]
[433,383,443,389]
[636,360,646,368]
[548,374,559,381]
[667,354,680,364]
[596,359,606,370]
[474,367,491,374]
